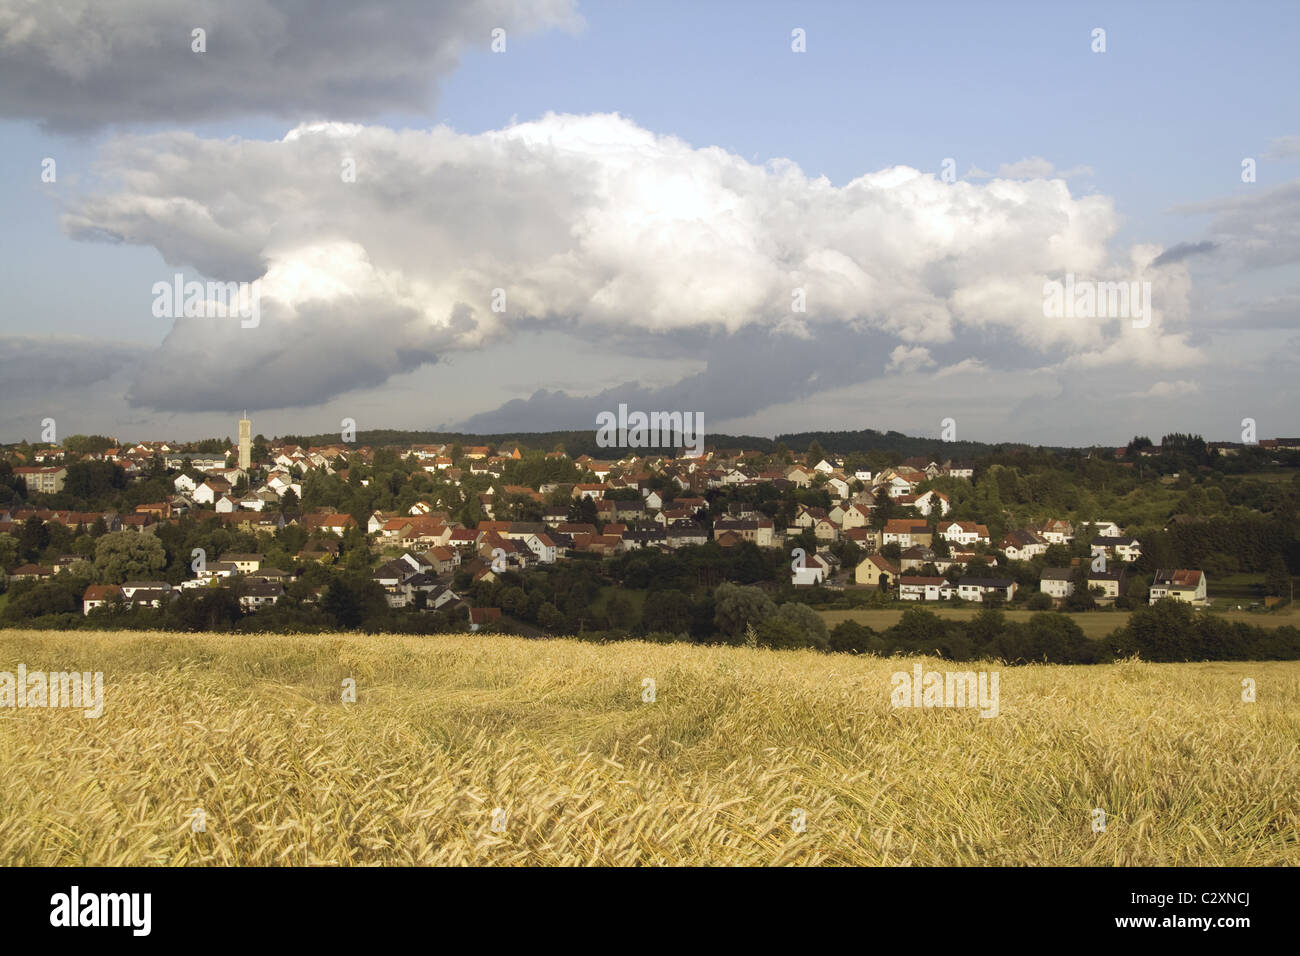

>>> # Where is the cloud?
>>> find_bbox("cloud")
[886,345,935,374]
[1172,180,1300,268]
[1264,135,1300,160]
[1151,240,1218,267]
[0,334,138,396]
[60,113,1182,413]
[987,157,1094,181]
[1127,380,1200,399]
[0,0,580,130]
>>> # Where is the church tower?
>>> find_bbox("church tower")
[238,411,252,470]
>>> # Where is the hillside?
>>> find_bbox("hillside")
[1,630,1296,865]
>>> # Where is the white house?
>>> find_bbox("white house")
[956,577,1017,603]
[940,521,990,546]
[898,576,952,601]
[1149,569,1208,605]
[1039,568,1074,600]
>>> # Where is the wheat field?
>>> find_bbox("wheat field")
[0,629,1296,866]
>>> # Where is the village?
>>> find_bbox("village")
[2,421,1276,635]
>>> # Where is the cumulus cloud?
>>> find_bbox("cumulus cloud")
[0,0,580,130]
[59,112,1192,413]
[886,345,935,374]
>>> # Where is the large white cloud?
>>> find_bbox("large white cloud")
[59,112,1202,411]
[0,0,580,129]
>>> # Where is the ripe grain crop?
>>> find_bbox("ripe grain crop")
[0,630,1295,865]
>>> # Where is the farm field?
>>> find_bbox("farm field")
[1,629,1297,866]
[818,604,1300,639]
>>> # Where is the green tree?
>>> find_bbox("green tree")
[712,582,776,641]
[1264,554,1291,599]
[93,531,167,583]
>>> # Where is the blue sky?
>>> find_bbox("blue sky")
[1,0,1297,445]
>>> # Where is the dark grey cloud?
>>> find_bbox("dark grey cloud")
[1151,241,1218,267]
[0,0,579,131]
[0,334,138,396]
[1173,180,1300,269]
[454,324,910,432]
[125,297,458,413]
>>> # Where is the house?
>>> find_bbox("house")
[841,502,873,530]
[191,478,232,505]
[239,582,284,611]
[899,546,943,572]
[882,519,931,548]
[939,521,990,546]
[911,490,951,517]
[793,505,829,529]
[221,552,263,574]
[898,576,952,601]
[82,584,123,614]
[843,527,882,551]
[1039,519,1075,545]
[825,476,852,499]
[1001,530,1049,561]
[956,577,1016,603]
[13,466,68,494]
[1149,569,1208,606]
[785,466,814,488]
[120,581,172,608]
[520,533,558,564]
[1087,569,1126,604]
[792,553,831,587]
[812,517,839,542]
[304,513,357,536]
[1091,536,1142,563]
[665,525,709,548]
[424,546,461,574]
[855,553,899,588]
[621,529,667,550]
[1084,520,1122,538]
[713,518,776,548]
[1039,568,1075,601]
[468,607,501,631]
[8,564,54,581]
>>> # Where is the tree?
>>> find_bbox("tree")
[758,602,829,651]
[93,531,167,583]
[642,589,691,633]
[0,533,18,572]
[19,517,50,561]
[712,582,776,642]
[1264,554,1291,599]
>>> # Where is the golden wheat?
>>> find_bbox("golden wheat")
[0,629,1296,865]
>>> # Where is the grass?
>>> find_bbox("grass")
[0,629,1296,866]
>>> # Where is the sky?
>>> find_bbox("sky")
[0,0,1297,447]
